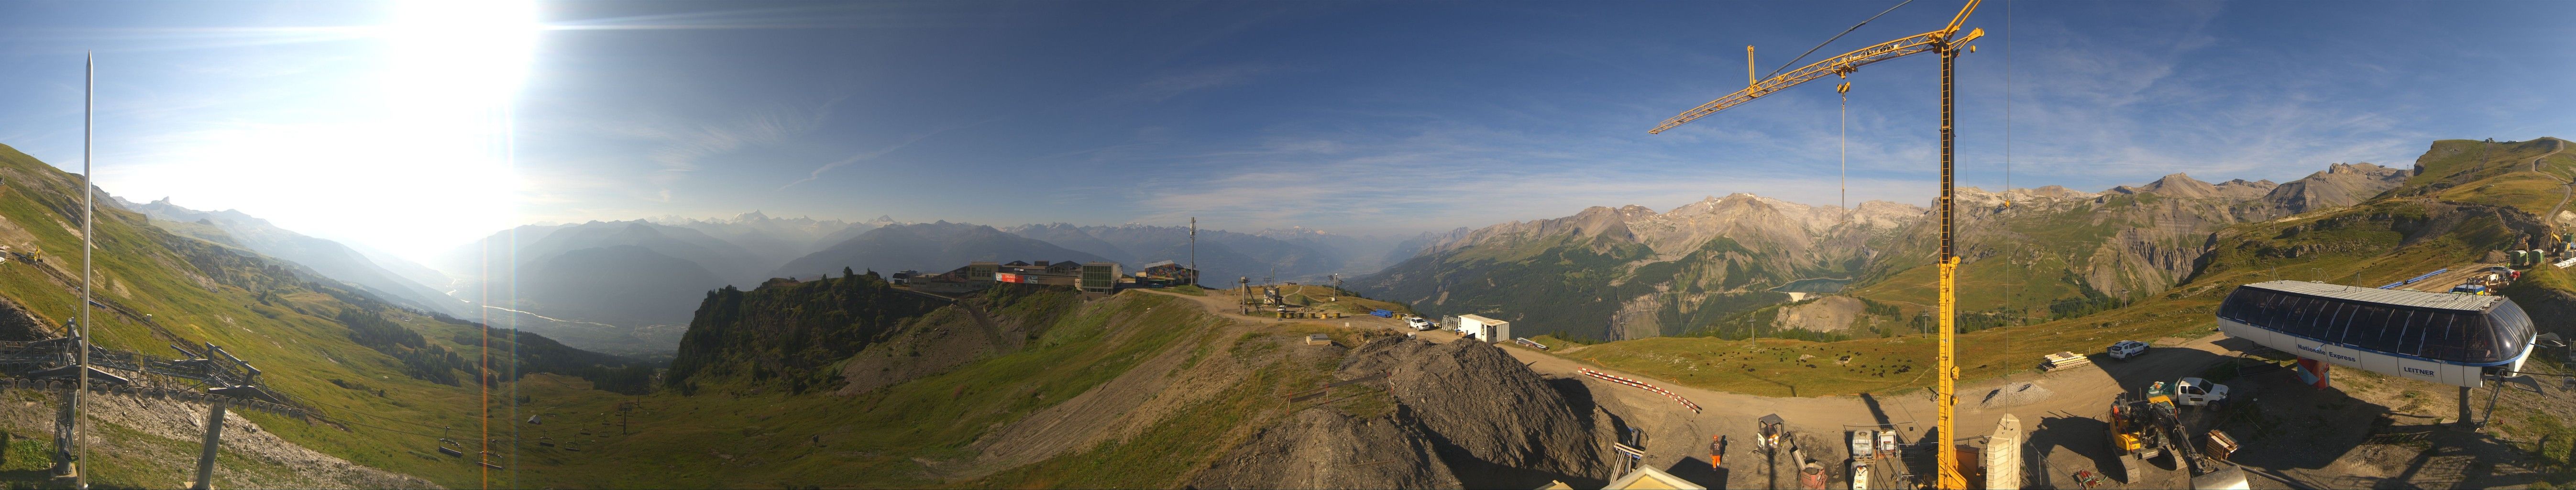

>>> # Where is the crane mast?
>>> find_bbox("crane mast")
[1651,2,1983,488]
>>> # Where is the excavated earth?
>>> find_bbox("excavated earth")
[1190,337,1618,489]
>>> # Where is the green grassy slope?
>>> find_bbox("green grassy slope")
[488,290,1331,488]
[0,143,648,488]
[2397,138,2572,214]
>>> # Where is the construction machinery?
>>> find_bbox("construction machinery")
[1757,414,1789,455]
[2104,390,2250,489]
[1651,1,1985,487]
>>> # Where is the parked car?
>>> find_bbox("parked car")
[2171,377,2231,407]
[1405,316,1433,330]
[2107,340,2149,360]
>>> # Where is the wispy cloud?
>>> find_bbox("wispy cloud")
[593,97,844,200]
[778,113,1006,190]
[1107,64,1274,104]
[1113,121,1928,234]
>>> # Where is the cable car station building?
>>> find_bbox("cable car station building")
[2216,280,2537,388]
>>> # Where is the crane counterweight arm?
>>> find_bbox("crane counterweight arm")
[1943,0,1985,37]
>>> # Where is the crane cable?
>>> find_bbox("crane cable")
[1766,0,1921,80]
[1993,0,2013,353]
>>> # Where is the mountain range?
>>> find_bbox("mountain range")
[1354,161,2412,342]
[423,215,1405,356]
[772,221,1111,278]
[1000,223,1409,285]
[106,157,2418,355]
[117,197,472,317]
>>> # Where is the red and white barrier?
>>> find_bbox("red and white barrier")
[1578,368,1701,413]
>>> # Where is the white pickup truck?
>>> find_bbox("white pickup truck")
[2172,377,2231,407]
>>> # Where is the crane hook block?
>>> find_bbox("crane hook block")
[1836,82,1851,94]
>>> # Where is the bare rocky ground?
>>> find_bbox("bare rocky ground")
[2220,354,2576,490]
[1191,337,1618,489]
[0,385,435,489]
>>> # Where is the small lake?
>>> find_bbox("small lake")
[1771,277,1853,293]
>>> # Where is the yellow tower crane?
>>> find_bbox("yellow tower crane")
[1650,1,1983,488]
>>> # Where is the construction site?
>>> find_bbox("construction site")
[1181,276,2572,490]
[1264,0,2576,488]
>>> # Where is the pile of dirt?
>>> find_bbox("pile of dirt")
[1190,337,1615,489]
[1185,409,1458,488]
[1978,381,2053,409]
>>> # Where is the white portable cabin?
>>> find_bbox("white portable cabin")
[1983,414,2023,490]
[1456,314,1510,343]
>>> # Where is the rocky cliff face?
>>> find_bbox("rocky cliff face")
[1191,337,1616,489]
[2261,163,2411,215]
[1863,165,2411,309]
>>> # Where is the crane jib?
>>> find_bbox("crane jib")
[1649,31,1951,134]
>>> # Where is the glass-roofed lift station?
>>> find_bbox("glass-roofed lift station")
[2216,280,2539,388]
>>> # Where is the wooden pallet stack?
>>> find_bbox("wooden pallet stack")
[2041,351,2092,372]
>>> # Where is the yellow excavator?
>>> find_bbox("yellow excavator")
[2105,385,2250,490]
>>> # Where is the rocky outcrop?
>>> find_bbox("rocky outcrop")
[2262,163,2410,215]
[1773,295,1865,332]
[2139,173,2223,199]
[1192,338,1616,489]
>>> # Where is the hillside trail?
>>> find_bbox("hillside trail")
[2536,138,2572,229]
[1141,288,2249,489]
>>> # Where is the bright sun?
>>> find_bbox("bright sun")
[99,0,539,266]
[298,0,539,262]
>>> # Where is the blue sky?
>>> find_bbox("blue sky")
[0,1,2571,262]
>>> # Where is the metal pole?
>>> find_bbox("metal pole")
[1188,217,1197,287]
[75,51,94,490]
[191,399,229,490]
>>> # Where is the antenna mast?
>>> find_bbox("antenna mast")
[74,51,94,490]
[1189,217,1197,287]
